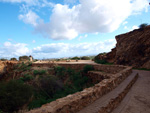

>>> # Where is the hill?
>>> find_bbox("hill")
[95,25,150,69]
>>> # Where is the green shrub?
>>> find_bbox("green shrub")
[0,80,33,112]
[55,66,66,80]
[39,76,63,98]
[33,70,46,76]
[28,96,47,109]
[83,65,94,73]
[20,74,33,82]
[16,62,31,71]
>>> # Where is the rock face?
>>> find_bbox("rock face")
[0,61,6,75]
[98,25,150,69]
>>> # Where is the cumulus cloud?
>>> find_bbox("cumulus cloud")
[0,39,116,59]
[122,21,128,25]
[0,42,30,58]
[32,39,116,58]
[18,10,40,26]
[130,25,139,31]
[33,0,149,40]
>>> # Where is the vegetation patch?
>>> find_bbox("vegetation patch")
[0,63,96,112]
[0,80,33,113]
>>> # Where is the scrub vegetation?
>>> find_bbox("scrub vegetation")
[0,63,95,113]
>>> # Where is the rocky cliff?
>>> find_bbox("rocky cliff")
[97,25,150,69]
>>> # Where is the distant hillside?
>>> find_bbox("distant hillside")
[95,25,150,69]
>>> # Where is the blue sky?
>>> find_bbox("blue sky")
[0,0,150,59]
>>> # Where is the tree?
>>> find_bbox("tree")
[0,58,7,61]
[71,56,80,60]
[19,56,29,61]
[81,56,90,60]
[10,58,17,61]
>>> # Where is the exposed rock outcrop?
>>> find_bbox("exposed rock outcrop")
[97,25,150,69]
[0,61,6,75]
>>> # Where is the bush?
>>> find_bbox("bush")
[71,56,80,60]
[55,66,66,80]
[139,23,148,29]
[81,56,90,60]
[39,76,63,98]
[20,74,33,82]
[33,70,46,76]
[83,65,94,73]
[0,80,33,112]
[29,75,64,109]
[10,58,17,61]
[94,55,108,64]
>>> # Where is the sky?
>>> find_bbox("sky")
[0,0,150,59]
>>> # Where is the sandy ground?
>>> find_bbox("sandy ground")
[34,60,96,64]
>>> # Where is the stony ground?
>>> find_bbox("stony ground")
[112,70,150,113]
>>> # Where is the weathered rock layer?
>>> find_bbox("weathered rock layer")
[98,25,150,69]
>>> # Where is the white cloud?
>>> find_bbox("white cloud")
[78,34,88,41]
[5,0,148,40]
[33,0,149,40]
[0,39,116,59]
[124,26,128,30]
[18,10,40,26]
[123,21,128,25]
[0,42,30,58]
[130,25,139,31]
[32,39,116,58]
